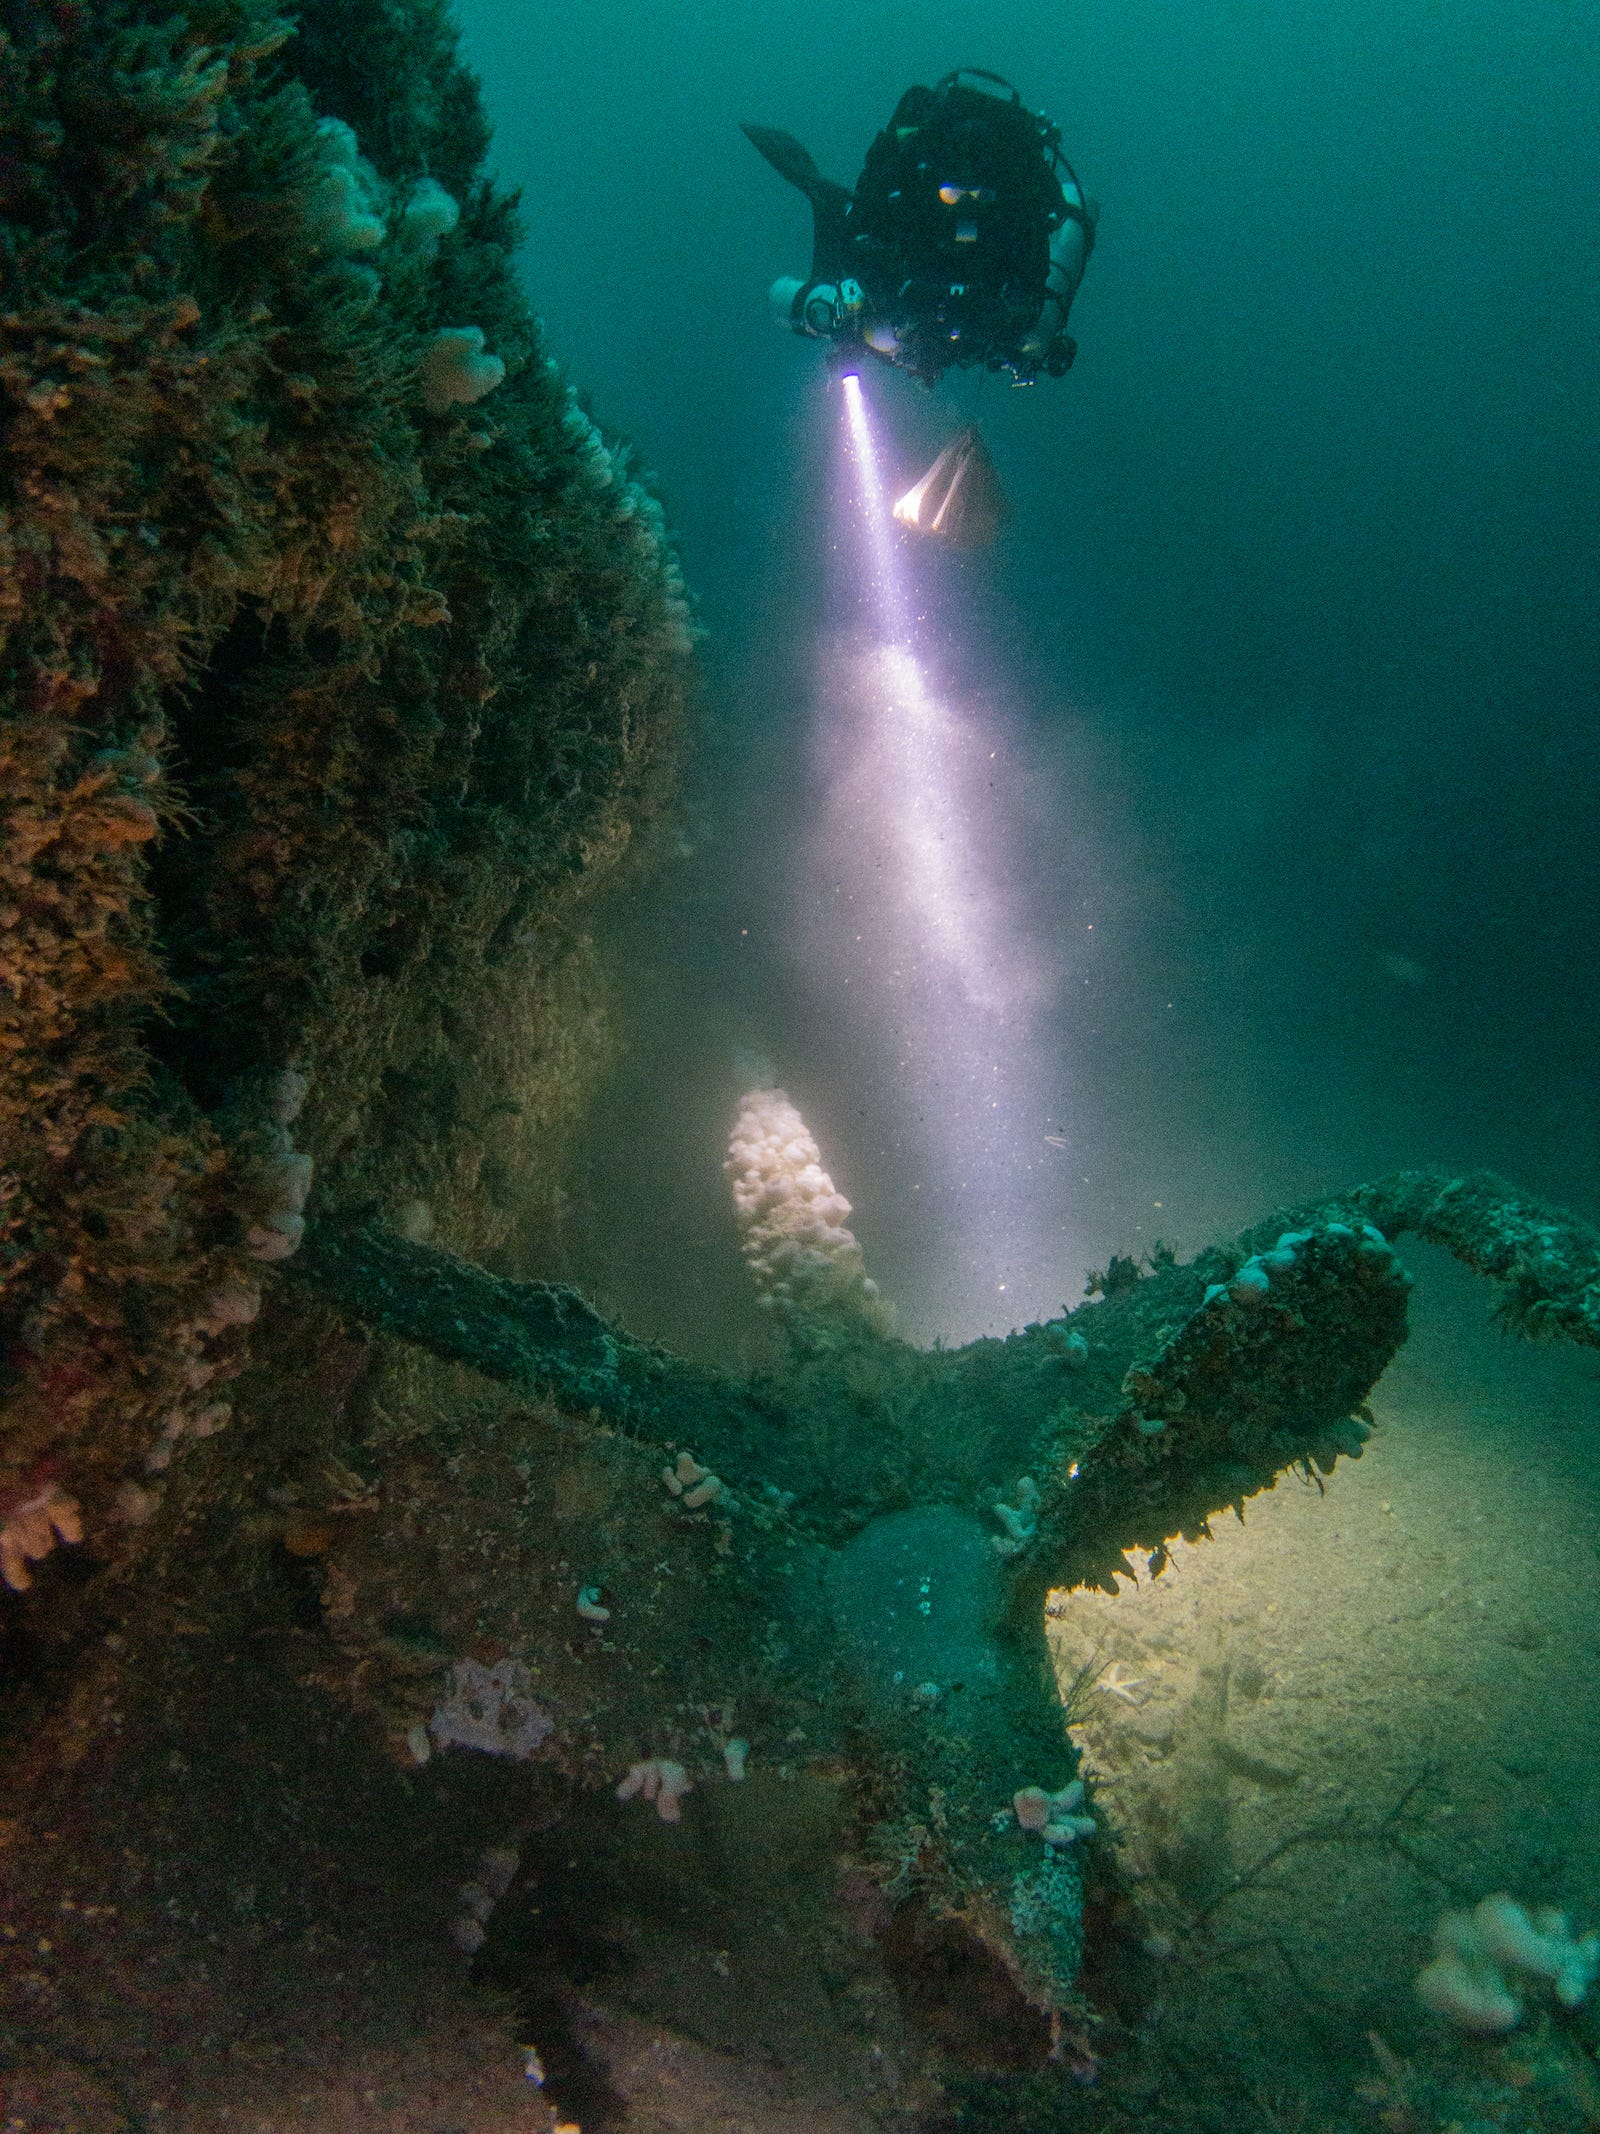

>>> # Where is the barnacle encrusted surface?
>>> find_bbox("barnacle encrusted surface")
[0,0,689,1584]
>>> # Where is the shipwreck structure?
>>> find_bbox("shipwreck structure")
[5,0,1600,2124]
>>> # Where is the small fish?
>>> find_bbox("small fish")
[1043,1133,1068,1148]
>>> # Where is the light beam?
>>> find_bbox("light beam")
[802,373,1077,1340]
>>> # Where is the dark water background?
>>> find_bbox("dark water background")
[453,0,1600,1351]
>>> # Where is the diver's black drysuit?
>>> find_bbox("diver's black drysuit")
[743,71,1095,383]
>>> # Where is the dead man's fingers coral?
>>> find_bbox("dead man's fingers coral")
[0,1480,85,1592]
[616,1758,693,1822]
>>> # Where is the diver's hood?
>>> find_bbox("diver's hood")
[892,426,1008,551]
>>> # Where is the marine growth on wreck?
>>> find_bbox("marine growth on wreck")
[2,2,1598,2132]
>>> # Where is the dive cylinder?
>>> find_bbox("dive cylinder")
[768,276,865,339]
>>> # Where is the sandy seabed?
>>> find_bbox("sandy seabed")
[1048,1240,1600,2128]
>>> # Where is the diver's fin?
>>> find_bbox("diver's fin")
[740,123,822,190]
[740,123,843,208]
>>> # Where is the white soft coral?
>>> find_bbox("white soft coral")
[724,1087,891,1337]
[305,118,386,253]
[1415,1893,1600,2032]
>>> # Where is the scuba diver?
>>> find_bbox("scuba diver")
[742,70,1096,386]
